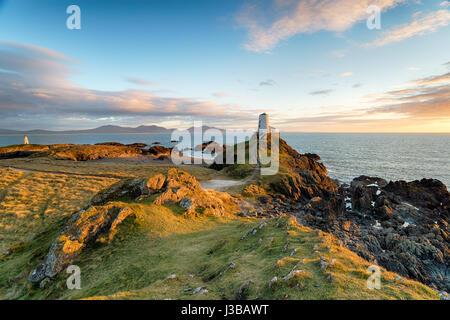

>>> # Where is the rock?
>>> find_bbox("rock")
[167,274,177,279]
[147,145,171,156]
[47,144,144,161]
[243,184,267,197]
[236,280,253,300]
[320,259,328,270]
[151,169,238,217]
[146,174,166,193]
[95,142,124,146]
[438,291,449,300]
[192,287,208,295]
[29,205,134,283]
[179,197,193,209]
[126,143,147,148]
[39,278,51,289]
[90,178,147,206]
[269,277,278,288]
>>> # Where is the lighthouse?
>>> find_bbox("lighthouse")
[258,113,269,134]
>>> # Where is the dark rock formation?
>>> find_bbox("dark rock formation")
[94,142,124,146]
[146,145,172,156]
[286,176,449,292]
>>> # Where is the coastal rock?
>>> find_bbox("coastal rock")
[146,145,172,157]
[291,174,450,292]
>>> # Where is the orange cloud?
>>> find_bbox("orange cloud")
[237,0,405,52]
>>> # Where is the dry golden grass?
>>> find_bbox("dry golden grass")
[0,157,217,181]
[0,168,118,252]
[0,158,219,252]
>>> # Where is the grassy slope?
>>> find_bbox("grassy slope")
[0,153,440,300]
[0,159,219,252]
[0,198,438,300]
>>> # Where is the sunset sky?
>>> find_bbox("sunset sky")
[0,0,449,132]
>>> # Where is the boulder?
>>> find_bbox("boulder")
[29,205,134,283]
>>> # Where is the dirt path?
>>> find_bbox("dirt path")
[200,164,260,192]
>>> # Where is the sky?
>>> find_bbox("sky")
[0,0,449,132]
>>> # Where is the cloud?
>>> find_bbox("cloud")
[412,72,450,86]
[259,79,276,86]
[310,89,333,95]
[352,83,362,88]
[126,77,158,86]
[278,68,450,131]
[237,0,405,52]
[330,49,347,58]
[365,71,450,118]
[0,42,257,130]
[441,1,450,8]
[365,10,450,47]
[341,72,354,77]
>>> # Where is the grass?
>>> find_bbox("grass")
[0,160,440,300]
[0,157,218,181]
[0,200,438,300]
[0,168,119,252]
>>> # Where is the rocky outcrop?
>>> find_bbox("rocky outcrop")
[145,145,172,157]
[28,169,239,288]
[29,204,134,284]
[0,144,59,159]
[46,144,145,161]
[288,176,449,292]
[0,143,173,161]
[90,178,148,206]
[148,169,239,217]
[267,139,337,201]
[89,169,238,217]
[194,141,225,154]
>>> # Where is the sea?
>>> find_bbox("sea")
[0,133,449,187]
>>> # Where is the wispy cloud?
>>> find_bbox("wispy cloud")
[259,79,276,86]
[278,68,450,131]
[330,49,347,58]
[0,42,257,130]
[364,10,450,47]
[412,72,450,86]
[341,72,354,77]
[310,89,333,95]
[126,77,158,86]
[237,0,405,52]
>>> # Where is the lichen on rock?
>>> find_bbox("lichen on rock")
[29,204,134,283]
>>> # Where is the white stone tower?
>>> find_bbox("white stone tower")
[258,113,269,133]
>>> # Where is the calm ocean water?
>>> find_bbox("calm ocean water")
[0,133,449,187]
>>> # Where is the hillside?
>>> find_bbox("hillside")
[0,166,441,300]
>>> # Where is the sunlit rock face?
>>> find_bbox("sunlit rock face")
[29,204,134,284]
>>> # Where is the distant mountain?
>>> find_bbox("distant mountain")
[0,129,21,134]
[186,126,226,133]
[0,125,172,135]
[0,125,229,135]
